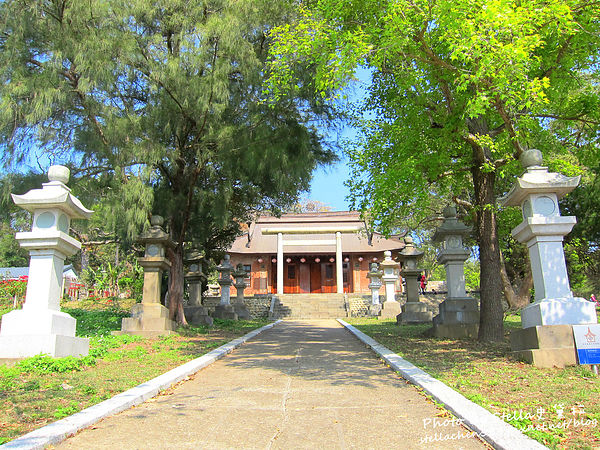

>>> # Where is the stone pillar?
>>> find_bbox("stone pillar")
[502,149,597,367]
[336,232,343,294]
[115,215,176,337]
[183,250,213,326]
[430,206,479,338]
[0,165,92,359]
[213,255,237,320]
[379,251,402,319]
[397,237,432,324]
[232,263,251,320]
[277,232,283,295]
[185,250,205,307]
[366,263,383,316]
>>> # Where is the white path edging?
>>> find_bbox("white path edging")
[338,319,547,450]
[1,320,282,450]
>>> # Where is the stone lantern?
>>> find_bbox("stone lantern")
[397,237,432,324]
[115,215,176,337]
[213,254,237,320]
[501,149,597,367]
[0,165,92,358]
[430,206,479,338]
[379,251,402,319]
[184,250,213,326]
[232,263,251,320]
[185,250,205,307]
[366,263,383,315]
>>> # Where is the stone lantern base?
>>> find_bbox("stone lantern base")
[0,308,89,359]
[397,302,433,324]
[113,303,176,338]
[380,301,402,320]
[368,304,382,316]
[184,305,214,326]
[430,298,480,339]
[521,297,597,328]
[212,304,238,320]
[510,297,597,367]
[232,301,251,320]
[510,325,579,368]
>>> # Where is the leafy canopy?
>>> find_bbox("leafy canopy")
[266,0,599,231]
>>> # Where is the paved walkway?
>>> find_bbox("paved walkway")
[57,320,488,449]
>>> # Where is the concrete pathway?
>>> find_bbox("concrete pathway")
[56,320,488,449]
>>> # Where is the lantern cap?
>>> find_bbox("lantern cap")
[501,150,580,207]
[11,165,93,219]
[432,205,471,242]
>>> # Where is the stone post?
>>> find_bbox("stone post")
[0,165,92,359]
[397,237,432,324]
[232,263,251,320]
[185,250,205,307]
[366,262,383,316]
[115,215,176,337]
[213,255,237,320]
[379,251,402,319]
[183,250,213,326]
[502,149,597,367]
[430,206,479,338]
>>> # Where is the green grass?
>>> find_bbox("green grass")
[347,316,600,449]
[0,305,271,445]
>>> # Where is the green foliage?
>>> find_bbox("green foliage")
[63,307,130,337]
[266,0,600,340]
[464,259,481,291]
[87,334,143,358]
[16,355,94,374]
[53,402,80,419]
[0,222,28,267]
[0,0,338,321]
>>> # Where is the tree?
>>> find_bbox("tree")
[0,1,336,323]
[266,0,600,341]
[0,172,46,268]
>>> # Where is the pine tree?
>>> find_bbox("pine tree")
[0,0,336,323]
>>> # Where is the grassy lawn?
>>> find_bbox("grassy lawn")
[0,303,271,445]
[347,316,600,449]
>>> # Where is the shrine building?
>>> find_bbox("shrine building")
[227,211,406,295]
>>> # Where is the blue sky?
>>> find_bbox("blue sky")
[306,66,371,212]
[307,159,351,211]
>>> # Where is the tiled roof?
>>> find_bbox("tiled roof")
[0,265,78,280]
[229,212,405,255]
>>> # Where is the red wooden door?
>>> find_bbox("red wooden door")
[343,262,353,293]
[299,263,310,293]
[321,263,335,293]
[310,262,321,293]
[284,263,299,293]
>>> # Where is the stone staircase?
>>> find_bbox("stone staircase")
[270,294,348,319]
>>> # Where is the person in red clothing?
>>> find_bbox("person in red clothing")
[420,273,427,294]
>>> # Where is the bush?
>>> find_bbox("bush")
[16,354,94,374]
[0,276,27,308]
[63,307,130,337]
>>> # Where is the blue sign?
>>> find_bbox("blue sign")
[573,324,600,365]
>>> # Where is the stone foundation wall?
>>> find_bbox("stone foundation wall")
[347,295,371,317]
[200,296,272,319]
[347,292,479,318]
[199,292,479,320]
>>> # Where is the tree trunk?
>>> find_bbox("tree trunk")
[472,164,505,342]
[499,251,533,311]
[167,245,188,326]
[80,246,90,275]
